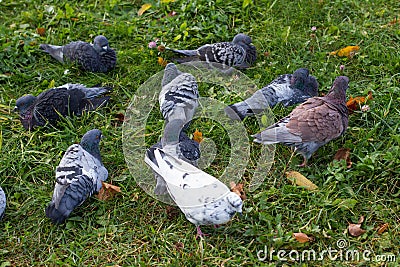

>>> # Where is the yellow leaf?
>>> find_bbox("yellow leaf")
[193,129,203,143]
[161,0,175,3]
[138,3,152,16]
[48,79,55,89]
[329,45,360,58]
[157,57,168,67]
[286,171,318,190]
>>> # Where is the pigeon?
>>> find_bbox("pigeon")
[145,147,243,237]
[40,35,116,72]
[14,83,111,130]
[0,186,6,220]
[225,68,319,120]
[146,119,201,195]
[159,63,199,129]
[167,33,257,69]
[252,76,349,166]
[45,129,108,224]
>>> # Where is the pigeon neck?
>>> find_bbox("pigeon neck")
[81,142,102,161]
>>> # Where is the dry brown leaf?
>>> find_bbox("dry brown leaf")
[36,27,46,36]
[333,148,352,168]
[286,171,318,191]
[70,18,79,22]
[138,3,152,16]
[377,223,389,235]
[329,45,360,58]
[96,182,121,201]
[293,233,314,243]
[348,216,366,237]
[157,45,166,52]
[230,182,246,200]
[157,57,168,67]
[193,129,203,143]
[165,205,179,219]
[346,91,373,113]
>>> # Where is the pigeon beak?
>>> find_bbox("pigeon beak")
[102,46,108,51]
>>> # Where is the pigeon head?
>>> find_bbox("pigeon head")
[326,76,349,102]
[291,68,310,90]
[304,76,319,97]
[80,129,103,161]
[232,33,252,45]
[162,63,182,87]
[14,94,36,113]
[227,192,243,213]
[93,35,110,54]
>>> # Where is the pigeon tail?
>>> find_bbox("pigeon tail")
[83,96,110,112]
[224,103,249,121]
[39,44,64,63]
[45,202,68,224]
[168,48,198,57]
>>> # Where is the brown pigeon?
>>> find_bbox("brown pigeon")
[252,76,349,166]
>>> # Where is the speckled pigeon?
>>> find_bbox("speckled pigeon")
[0,186,6,220]
[45,129,108,224]
[168,33,257,69]
[145,147,242,238]
[14,83,111,130]
[146,119,201,195]
[225,68,319,120]
[40,35,116,72]
[159,63,199,129]
[252,76,349,166]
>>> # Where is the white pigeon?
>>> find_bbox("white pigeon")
[145,147,243,237]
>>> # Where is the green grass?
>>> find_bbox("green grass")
[1,0,400,266]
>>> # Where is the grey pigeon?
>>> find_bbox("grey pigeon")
[40,35,116,72]
[14,83,111,130]
[45,129,108,224]
[252,76,349,166]
[168,33,256,69]
[225,68,319,120]
[159,63,199,129]
[146,119,201,195]
[145,147,242,238]
[0,186,6,220]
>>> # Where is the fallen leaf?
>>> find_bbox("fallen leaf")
[138,3,152,16]
[36,27,46,36]
[329,45,360,58]
[161,0,175,3]
[348,216,366,237]
[346,91,373,113]
[70,17,79,22]
[333,148,352,168]
[174,242,184,251]
[115,113,125,122]
[293,233,313,243]
[96,182,121,201]
[230,182,246,200]
[193,129,203,143]
[157,45,165,52]
[157,57,168,67]
[286,171,318,191]
[381,18,400,28]
[377,223,389,234]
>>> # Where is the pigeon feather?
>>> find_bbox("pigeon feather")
[0,186,6,220]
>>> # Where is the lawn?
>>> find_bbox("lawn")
[0,0,399,266]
